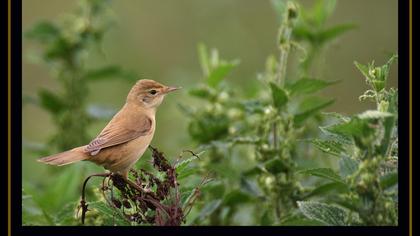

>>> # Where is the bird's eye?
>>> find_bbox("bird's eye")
[149,89,157,95]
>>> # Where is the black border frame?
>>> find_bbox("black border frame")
[7,0,411,235]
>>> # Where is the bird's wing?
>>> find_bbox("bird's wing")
[84,110,153,155]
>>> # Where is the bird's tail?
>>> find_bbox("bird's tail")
[37,148,88,166]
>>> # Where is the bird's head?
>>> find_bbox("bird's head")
[127,79,181,109]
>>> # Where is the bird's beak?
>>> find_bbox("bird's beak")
[163,86,182,94]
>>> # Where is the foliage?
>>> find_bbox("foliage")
[23,0,398,226]
[300,55,398,225]
[178,0,362,226]
[78,147,206,226]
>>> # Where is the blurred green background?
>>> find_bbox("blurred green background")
[22,0,397,207]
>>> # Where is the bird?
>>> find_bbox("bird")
[37,79,180,180]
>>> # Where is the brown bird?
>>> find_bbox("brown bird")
[37,79,180,179]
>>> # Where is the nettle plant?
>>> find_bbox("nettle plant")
[178,0,389,226]
[296,55,398,226]
[23,0,205,226]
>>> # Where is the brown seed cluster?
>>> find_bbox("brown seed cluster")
[79,146,204,226]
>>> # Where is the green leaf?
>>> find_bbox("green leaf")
[223,189,251,206]
[319,125,353,144]
[176,167,197,180]
[318,24,356,43]
[354,61,371,80]
[339,156,359,177]
[321,112,351,122]
[304,182,348,199]
[188,86,216,100]
[54,202,79,225]
[269,82,289,110]
[310,139,346,157]
[297,201,349,226]
[288,78,338,96]
[326,116,375,139]
[175,151,203,180]
[196,199,222,221]
[38,165,87,211]
[297,168,345,184]
[260,209,275,226]
[310,0,337,27]
[38,89,65,114]
[175,151,203,170]
[264,158,288,174]
[83,66,137,82]
[240,177,264,197]
[380,171,398,189]
[202,181,225,199]
[88,201,130,226]
[44,37,73,60]
[25,21,60,42]
[294,97,335,125]
[22,192,51,225]
[207,61,239,88]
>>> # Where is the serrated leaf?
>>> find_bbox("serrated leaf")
[319,125,353,144]
[88,201,130,226]
[288,78,338,96]
[38,89,64,114]
[175,151,203,179]
[310,139,346,157]
[339,156,359,177]
[269,82,289,110]
[304,182,348,199]
[176,167,197,180]
[175,151,203,169]
[294,97,335,125]
[380,171,398,189]
[297,168,345,184]
[321,112,351,122]
[326,117,373,138]
[207,61,239,88]
[297,201,348,226]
